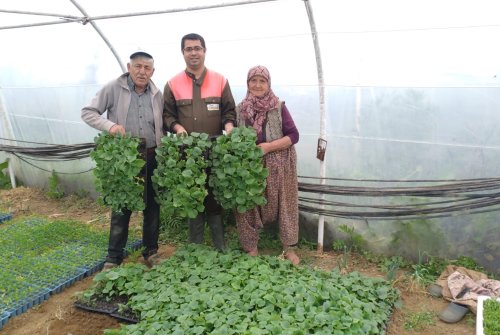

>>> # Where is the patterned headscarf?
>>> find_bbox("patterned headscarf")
[239,65,280,136]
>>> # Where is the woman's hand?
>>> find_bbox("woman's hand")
[258,136,292,155]
[257,142,272,155]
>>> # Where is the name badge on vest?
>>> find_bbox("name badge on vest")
[207,103,219,111]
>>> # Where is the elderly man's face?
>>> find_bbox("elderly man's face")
[127,57,155,91]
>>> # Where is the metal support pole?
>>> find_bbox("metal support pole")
[69,0,126,73]
[0,1,279,30]
[304,0,327,253]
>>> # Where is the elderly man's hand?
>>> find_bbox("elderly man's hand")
[109,124,126,135]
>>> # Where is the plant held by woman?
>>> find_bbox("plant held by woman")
[209,127,268,213]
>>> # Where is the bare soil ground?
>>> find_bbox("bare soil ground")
[0,187,476,335]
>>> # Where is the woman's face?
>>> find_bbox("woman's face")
[248,75,269,97]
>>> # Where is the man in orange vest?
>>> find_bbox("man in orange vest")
[163,33,236,250]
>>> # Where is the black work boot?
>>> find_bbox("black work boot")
[188,215,205,244]
[207,214,225,251]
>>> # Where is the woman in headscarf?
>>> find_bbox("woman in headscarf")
[235,65,300,265]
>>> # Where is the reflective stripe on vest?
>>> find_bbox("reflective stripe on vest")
[168,70,227,100]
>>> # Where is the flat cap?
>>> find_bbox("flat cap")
[130,51,153,60]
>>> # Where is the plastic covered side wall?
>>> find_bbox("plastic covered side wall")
[298,86,500,276]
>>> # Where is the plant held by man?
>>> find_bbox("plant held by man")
[90,133,145,213]
[152,132,211,219]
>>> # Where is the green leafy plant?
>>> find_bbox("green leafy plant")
[46,170,64,199]
[332,239,346,252]
[379,256,407,282]
[0,160,12,189]
[483,298,500,335]
[78,244,400,335]
[153,132,211,219]
[404,251,457,286]
[90,133,145,213]
[451,255,484,272]
[209,127,268,213]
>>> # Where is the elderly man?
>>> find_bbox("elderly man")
[82,51,163,269]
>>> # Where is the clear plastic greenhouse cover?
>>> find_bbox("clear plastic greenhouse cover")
[1,0,499,274]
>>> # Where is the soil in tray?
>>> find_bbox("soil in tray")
[74,295,128,315]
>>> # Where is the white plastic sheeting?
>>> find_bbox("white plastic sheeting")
[1,0,500,273]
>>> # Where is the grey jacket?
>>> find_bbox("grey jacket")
[81,73,164,147]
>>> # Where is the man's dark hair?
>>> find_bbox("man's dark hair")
[181,33,206,50]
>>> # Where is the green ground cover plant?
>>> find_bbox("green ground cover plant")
[209,127,268,213]
[90,133,145,213]
[80,244,400,335]
[153,132,211,219]
[483,298,500,335]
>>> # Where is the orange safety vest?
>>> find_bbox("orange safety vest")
[166,69,229,136]
[168,70,227,100]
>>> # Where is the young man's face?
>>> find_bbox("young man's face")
[182,39,206,71]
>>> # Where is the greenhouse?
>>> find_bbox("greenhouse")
[1,0,499,334]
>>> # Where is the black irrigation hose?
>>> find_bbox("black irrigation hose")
[299,204,500,221]
[298,176,500,220]
[298,194,494,209]
[0,138,96,174]
[0,143,95,160]
[299,180,500,197]
[298,175,500,183]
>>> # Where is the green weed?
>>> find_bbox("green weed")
[404,311,435,331]
[0,160,12,189]
[46,170,64,199]
[125,246,145,262]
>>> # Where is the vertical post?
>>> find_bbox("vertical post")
[0,90,19,188]
[7,157,16,188]
[304,0,327,253]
